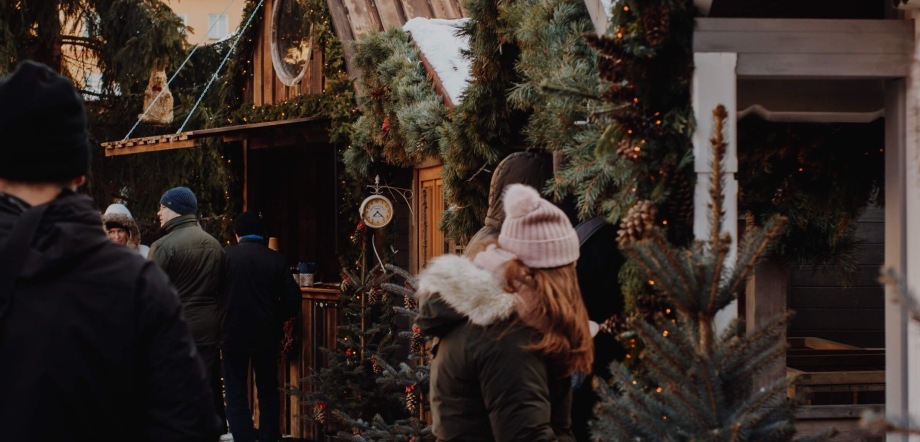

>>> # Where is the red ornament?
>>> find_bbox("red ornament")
[405,384,416,393]
[412,324,421,335]
[345,348,355,357]
[317,402,326,410]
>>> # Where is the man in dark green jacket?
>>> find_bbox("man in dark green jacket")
[151,186,227,429]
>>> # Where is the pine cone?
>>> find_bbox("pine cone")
[313,403,327,424]
[597,55,627,83]
[404,295,417,310]
[616,139,644,162]
[661,166,694,227]
[371,356,383,375]
[369,85,389,101]
[617,200,659,246]
[599,313,629,336]
[406,385,419,413]
[411,325,424,353]
[368,287,379,305]
[642,6,670,47]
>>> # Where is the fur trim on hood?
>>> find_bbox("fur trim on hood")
[416,254,516,327]
[101,206,140,251]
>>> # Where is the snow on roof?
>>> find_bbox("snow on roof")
[403,17,471,106]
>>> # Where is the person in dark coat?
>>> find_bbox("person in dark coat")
[151,186,227,429]
[463,151,552,258]
[417,184,593,442]
[0,60,221,441]
[221,212,301,442]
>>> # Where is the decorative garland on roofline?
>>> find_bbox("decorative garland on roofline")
[346,28,449,182]
[215,0,353,140]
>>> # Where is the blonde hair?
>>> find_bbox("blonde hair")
[501,259,594,376]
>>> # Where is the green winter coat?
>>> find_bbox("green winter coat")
[150,215,225,346]
[416,254,575,442]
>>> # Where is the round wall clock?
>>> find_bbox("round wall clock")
[360,194,394,229]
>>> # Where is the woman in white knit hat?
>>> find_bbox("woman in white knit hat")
[416,183,593,442]
[102,203,150,258]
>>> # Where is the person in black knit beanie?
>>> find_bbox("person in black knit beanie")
[0,60,221,441]
[221,211,301,442]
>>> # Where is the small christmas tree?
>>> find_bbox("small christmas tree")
[591,105,833,442]
[291,223,432,441]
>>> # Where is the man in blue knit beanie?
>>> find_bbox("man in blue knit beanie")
[151,186,228,431]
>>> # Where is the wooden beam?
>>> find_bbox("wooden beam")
[104,139,197,156]
[694,18,914,79]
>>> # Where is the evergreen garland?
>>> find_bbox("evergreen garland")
[506,0,602,191]
[439,0,528,244]
[346,28,449,182]
[737,118,885,284]
[583,0,696,239]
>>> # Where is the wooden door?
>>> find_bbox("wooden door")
[416,166,446,271]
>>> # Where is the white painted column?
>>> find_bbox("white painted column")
[884,78,910,442]
[691,52,738,332]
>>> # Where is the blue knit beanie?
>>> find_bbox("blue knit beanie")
[160,186,198,216]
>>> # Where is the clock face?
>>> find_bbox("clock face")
[360,195,394,228]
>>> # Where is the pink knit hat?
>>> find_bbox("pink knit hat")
[498,184,579,268]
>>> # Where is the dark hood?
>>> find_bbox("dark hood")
[484,151,552,230]
[0,191,109,278]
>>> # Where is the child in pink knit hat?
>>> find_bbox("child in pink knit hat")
[415,183,593,442]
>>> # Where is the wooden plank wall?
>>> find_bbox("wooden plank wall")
[788,206,885,349]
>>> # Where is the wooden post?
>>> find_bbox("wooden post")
[745,260,788,393]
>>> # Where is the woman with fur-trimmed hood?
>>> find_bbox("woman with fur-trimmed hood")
[416,184,593,442]
[102,203,150,258]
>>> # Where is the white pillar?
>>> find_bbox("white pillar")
[692,52,738,332]
[884,78,910,442]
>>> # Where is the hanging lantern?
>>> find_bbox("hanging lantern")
[139,62,174,125]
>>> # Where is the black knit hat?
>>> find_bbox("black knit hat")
[234,211,265,237]
[0,60,91,182]
[159,186,198,216]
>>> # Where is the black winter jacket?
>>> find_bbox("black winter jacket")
[0,191,221,441]
[221,237,301,351]
[416,254,575,442]
[150,215,225,346]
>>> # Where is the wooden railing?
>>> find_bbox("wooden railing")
[246,285,341,441]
